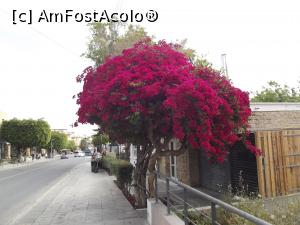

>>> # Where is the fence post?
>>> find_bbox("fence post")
[211,202,217,225]
[155,171,158,203]
[183,187,188,225]
[166,177,170,214]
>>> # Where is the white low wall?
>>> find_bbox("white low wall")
[147,198,184,225]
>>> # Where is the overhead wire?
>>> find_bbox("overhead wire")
[0,8,83,63]
[0,7,95,132]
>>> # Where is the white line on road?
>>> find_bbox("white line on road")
[0,163,54,182]
[6,163,79,225]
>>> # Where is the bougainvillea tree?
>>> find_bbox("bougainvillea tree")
[75,40,259,207]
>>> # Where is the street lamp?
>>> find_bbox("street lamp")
[221,53,229,78]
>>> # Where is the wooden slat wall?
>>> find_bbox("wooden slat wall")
[255,130,300,198]
[287,130,300,192]
[255,132,266,197]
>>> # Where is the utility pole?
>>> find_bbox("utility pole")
[50,139,53,158]
[221,53,229,78]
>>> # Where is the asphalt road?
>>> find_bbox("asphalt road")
[0,157,88,225]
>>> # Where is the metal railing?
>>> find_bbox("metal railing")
[154,170,272,225]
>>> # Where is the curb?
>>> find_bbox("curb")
[0,157,58,171]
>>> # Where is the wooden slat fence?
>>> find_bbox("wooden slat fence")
[255,130,300,197]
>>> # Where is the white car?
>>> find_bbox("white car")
[74,150,85,157]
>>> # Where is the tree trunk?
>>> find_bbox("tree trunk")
[134,162,148,207]
[18,147,24,162]
[147,142,187,199]
[11,147,18,162]
[147,156,157,198]
[133,145,151,208]
[133,140,186,207]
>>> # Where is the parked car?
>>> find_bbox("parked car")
[85,150,92,156]
[61,154,68,159]
[74,150,85,157]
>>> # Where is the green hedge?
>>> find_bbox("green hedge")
[101,156,133,189]
[101,155,116,173]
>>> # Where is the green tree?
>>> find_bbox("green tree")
[47,131,68,152]
[0,119,51,159]
[83,22,213,69]
[92,133,109,151]
[252,81,300,102]
[83,23,149,66]
[91,134,101,147]
[175,39,213,67]
[79,138,90,150]
[66,140,77,151]
[33,120,52,147]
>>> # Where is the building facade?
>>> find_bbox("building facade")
[157,103,300,196]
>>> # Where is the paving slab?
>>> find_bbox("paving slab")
[11,162,148,225]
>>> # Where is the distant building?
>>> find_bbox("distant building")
[70,136,82,146]
[51,129,73,139]
[51,128,85,148]
[0,111,7,125]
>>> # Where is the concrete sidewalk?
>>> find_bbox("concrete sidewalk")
[10,162,148,225]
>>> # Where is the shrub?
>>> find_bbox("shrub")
[111,160,133,189]
[176,196,300,225]
[101,155,115,174]
[101,155,133,189]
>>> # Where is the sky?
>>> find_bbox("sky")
[1,0,300,136]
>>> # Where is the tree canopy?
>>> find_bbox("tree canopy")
[75,39,258,207]
[92,133,109,147]
[252,80,300,102]
[83,23,149,66]
[76,40,257,162]
[82,22,211,69]
[79,138,90,150]
[0,119,51,149]
[47,131,68,151]
[66,140,77,151]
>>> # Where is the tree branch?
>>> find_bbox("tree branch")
[151,139,187,161]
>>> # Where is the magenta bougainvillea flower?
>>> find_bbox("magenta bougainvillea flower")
[75,40,259,162]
